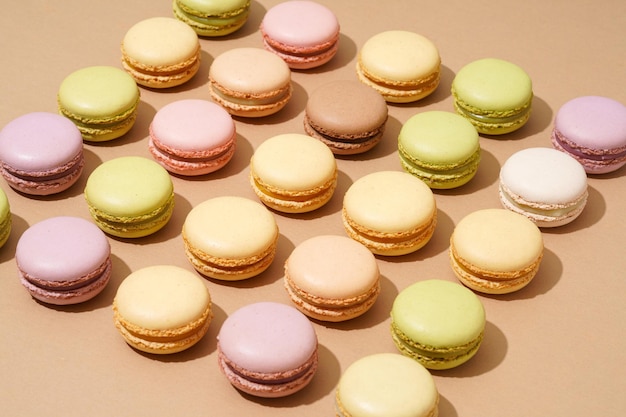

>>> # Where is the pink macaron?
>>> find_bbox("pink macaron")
[149,99,236,176]
[16,216,112,305]
[260,1,340,70]
[551,96,626,174]
[0,112,84,195]
[217,302,318,398]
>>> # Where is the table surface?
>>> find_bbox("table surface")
[1,1,625,416]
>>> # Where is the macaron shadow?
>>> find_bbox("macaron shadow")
[236,80,308,127]
[196,0,266,41]
[0,211,27,263]
[430,320,507,378]
[334,114,402,162]
[540,185,605,234]
[384,64,455,109]
[291,32,357,75]
[433,147,500,197]
[82,100,156,148]
[479,95,553,141]
[138,49,213,94]
[235,343,340,408]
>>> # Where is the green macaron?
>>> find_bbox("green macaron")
[0,188,11,248]
[390,279,486,370]
[398,111,480,189]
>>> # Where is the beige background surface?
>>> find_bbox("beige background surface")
[1,1,625,416]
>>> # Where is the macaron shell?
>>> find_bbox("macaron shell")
[172,0,250,37]
[337,353,439,417]
[0,189,10,248]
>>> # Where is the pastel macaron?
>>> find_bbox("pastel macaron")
[342,171,437,256]
[0,112,84,195]
[209,47,292,117]
[84,156,174,238]
[391,279,486,370]
[551,96,626,174]
[113,265,212,354]
[398,111,480,189]
[284,235,380,322]
[149,99,236,176]
[217,302,318,398]
[356,30,441,103]
[182,196,279,280]
[16,216,112,305]
[0,189,11,248]
[260,0,340,70]
[58,66,140,142]
[451,58,533,135]
[250,133,337,213]
[173,0,250,37]
[335,353,439,417]
[121,17,201,88]
[303,80,388,155]
[450,208,544,294]
[499,147,588,227]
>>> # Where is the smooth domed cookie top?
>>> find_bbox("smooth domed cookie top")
[114,265,210,331]
[451,208,543,273]
[217,302,317,374]
[343,171,436,233]
[122,17,199,66]
[452,58,532,111]
[337,353,438,417]
[391,279,485,348]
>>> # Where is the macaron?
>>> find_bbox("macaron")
[182,196,279,280]
[148,99,236,176]
[0,112,84,195]
[335,353,439,417]
[57,66,140,142]
[0,189,11,248]
[113,265,212,354]
[16,216,112,305]
[390,279,486,370]
[551,96,626,174]
[398,111,480,189]
[173,0,250,37]
[499,147,588,227]
[217,302,318,398]
[260,0,340,70]
[303,80,388,155]
[451,58,533,135]
[121,17,201,89]
[449,208,544,294]
[342,171,437,256]
[208,47,292,117]
[250,133,337,213]
[84,156,174,238]
[356,30,441,103]
[284,235,380,322]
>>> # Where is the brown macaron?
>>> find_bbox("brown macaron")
[303,80,388,155]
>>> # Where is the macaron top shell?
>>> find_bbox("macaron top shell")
[209,48,291,95]
[398,111,479,165]
[122,17,199,67]
[391,279,485,348]
[150,99,235,152]
[261,1,339,48]
[251,133,336,192]
[178,0,250,15]
[452,208,543,273]
[358,30,440,82]
[305,80,388,137]
[84,156,173,217]
[15,216,110,282]
[337,353,438,417]
[343,171,436,234]
[286,235,379,299]
[452,58,532,111]
[114,265,210,330]
[500,147,587,205]
[183,196,278,260]
[58,66,140,118]
[0,112,83,172]
[218,302,317,374]
[554,96,626,150]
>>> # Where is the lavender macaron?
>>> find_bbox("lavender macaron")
[0,112,84,195]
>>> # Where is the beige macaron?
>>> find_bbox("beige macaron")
[182,196,279,280]
[342,171,437,256]
[284,235,380,322]
[250,133,338,213]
